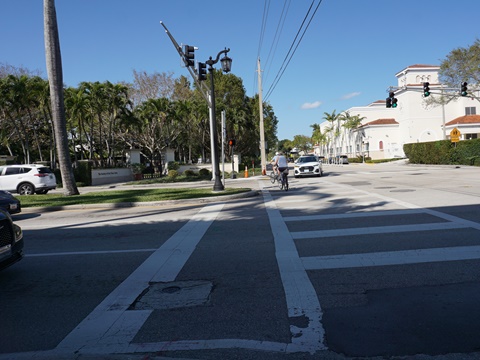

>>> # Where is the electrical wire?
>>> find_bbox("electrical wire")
[264,0,324,101]
[263,0,291,85]
[253,0,271,95]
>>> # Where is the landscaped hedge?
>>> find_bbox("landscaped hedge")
[404,139,480,166]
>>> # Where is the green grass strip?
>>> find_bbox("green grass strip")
[18,188,251,208]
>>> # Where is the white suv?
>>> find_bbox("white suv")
[0,164,57,195]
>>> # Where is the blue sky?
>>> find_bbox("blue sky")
[3,0,480,140]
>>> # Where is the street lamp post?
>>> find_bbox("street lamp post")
[206,48,232,191]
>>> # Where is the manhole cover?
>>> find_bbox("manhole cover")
[129,280,213,310]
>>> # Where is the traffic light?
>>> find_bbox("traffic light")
[198,62,207,81]
[423,82,430,97]
[228,139,236,147]
[184,45,195,67]
[386,97,392,108]
[461,82,468,96]
[386,91,396,108]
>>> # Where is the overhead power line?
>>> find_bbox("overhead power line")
[264,0,324,101]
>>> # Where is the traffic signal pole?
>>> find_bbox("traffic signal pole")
[159,21,209,104]
[386,83,479,140]
[160,21,228,191]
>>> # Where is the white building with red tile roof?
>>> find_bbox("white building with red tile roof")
[317,64,480,160]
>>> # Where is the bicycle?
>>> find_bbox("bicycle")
[278,169,289,191]
[269,169,278,184]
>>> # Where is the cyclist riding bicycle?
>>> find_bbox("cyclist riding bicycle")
[272,151,288,179]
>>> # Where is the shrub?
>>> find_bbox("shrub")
[184,169,196,177]
[74,160,93,185]
[167,169,179,179]
[130,163,145,174]
[198,168,211,179]
[404,138,480,165]
[167,161,180,171]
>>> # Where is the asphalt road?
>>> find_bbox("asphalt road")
[1,161,480,360]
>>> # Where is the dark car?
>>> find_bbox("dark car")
[0,190,21,214]
[0,209,24,270]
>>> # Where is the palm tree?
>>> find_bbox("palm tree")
[340,111,366,157]
[322,110,341,157]
[44,0,78,195]
[311,123,328,156]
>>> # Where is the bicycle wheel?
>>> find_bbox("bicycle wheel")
[278,174,284,190]
[284,175,289,191]
[269,171,276,184]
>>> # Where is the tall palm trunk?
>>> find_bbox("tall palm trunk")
[44,0,79,195]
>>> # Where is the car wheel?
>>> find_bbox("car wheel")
[18,183,35,195]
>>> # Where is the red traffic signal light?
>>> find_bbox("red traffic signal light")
[228,139,236,147]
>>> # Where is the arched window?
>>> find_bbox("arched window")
[379,141,384,150]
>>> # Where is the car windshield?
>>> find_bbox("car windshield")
[298,156,317,163]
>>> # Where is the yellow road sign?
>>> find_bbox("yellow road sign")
[450,127,461,143]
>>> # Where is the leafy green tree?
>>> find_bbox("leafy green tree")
[292,135,312,154]
[439,39,480,87]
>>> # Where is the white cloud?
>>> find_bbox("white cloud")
[301,101,322,110]
[341,92,361,100]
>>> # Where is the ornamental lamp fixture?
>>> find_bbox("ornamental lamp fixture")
[220,53,232,73]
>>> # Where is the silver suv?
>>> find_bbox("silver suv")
[0,164,57,195]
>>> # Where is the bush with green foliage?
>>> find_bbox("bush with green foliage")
[74,160,93,185]
[167,169,179,179]
[183,169,196,177]
[404,139,480,166]
[167,161,180,171]
[198,168,211,179]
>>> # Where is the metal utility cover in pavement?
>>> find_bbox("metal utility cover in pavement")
[130,280,213,310]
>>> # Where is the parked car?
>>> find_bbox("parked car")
[338,155,349,164]
[329,155,349,164]
[294,155,323,178]
[0,164,57,195]
[0,190,21,214]
[0,209,24,270]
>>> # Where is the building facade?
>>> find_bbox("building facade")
[317,64,480,160]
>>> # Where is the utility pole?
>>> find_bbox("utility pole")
[257,57,267,175]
